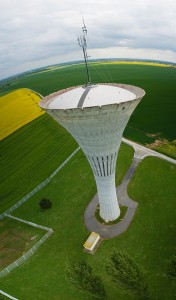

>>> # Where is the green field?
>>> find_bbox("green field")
[0,148,176,299]
[0,62,176,299]
[0,144,134,299]
[154,139,176,159]
[0,218,45,271]
[128,157,176,299]
[0,114,77,213]
[1,63,176,145]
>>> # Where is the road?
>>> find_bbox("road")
[122,137,176,164]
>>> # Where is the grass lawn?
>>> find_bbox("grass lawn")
[0,217,45,271]
[0,143,135,300]
[127,156,176,299]
[0,146,176,299]
[95,205,127,225]
[0,114,77,213]
[0,293,10,300]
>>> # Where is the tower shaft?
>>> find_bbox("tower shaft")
[40,83,145,221]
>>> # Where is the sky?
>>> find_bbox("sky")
[0,0,176,80]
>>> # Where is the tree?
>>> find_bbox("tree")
[39,198,52,209]
[167,249,176,279]
[66,260,107,299]
[105,249,148,297]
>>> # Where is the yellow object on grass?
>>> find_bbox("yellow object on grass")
[84,232,100,251]
[0,88,44,141]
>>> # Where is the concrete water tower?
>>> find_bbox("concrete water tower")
[39,24,145,221]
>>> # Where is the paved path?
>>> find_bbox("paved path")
[84,138,176,239]
[122,137,176,164]
[84,157,140,239]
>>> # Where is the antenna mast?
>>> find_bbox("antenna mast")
[78,19,91,86]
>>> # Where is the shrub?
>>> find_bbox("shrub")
[105,249,148,297]
[39,198,52,209]
[66,260,107,299]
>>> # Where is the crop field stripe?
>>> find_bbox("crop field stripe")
[92,61,173,67]
[0,88,44,140]
[0,62,176,212]
[0,146,80,218]
[1,62,175,140]
[0,114,78,213]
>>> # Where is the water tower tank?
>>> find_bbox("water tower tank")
[39,83,145,221]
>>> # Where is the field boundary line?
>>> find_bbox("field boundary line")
[0,214,53,279]
[0,290,18,300]
[5,214,53,232]
[0,147,80,220]
[0,147,80,282]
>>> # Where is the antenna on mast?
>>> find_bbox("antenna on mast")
[78,18,91,86]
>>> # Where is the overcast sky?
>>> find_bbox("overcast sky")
[0,0,176,80]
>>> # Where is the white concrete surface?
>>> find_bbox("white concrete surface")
[46,84,136,109]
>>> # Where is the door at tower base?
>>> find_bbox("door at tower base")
[39,83,145,221]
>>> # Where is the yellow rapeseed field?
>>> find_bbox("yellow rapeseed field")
[92,61,172,67]
[0,88,44,141]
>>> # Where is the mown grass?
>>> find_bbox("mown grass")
[0,114,77,213]
[0,218,45,271]
[95,205,127,225]
[127,157,176,299]
[0,143,135,300]
[0,147,176,300]
[0,293,9,300]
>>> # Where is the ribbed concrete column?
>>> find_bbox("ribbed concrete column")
[95,175,120,221]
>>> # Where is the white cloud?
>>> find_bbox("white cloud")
[90,47,176,62]
[0,0,176,79]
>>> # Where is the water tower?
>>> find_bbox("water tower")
[39,24,145,221]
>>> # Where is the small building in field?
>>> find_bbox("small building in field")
[83,232,100,252]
